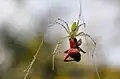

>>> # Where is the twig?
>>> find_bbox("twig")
[52,41,60,71]
[23,40,44,79]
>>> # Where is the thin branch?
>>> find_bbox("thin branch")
[52,41,60,71]
[23,40,44,79]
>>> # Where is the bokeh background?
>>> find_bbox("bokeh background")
[0,0,120,79]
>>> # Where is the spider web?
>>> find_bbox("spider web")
[78,0,100,79]
[45,0,100,79]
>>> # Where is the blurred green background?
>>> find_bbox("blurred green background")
[0,0,120,79]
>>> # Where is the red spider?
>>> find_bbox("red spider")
[64,38,86,62]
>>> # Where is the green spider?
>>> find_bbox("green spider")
[49,18,98,79]
[47,2,100,79]
[49,18,96,46]
[49,17,96,66]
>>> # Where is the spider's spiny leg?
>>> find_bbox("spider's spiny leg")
[51,35,70,70]
[57,18,70,33]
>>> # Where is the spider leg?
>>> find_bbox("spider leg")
[76,32,96,57]
[76,32,100,79]
[52,41,60,71]
[76,22,86,32]
[64,53,69,61]
[48,19,70,34]
[79,23,86,28]
[64,60,75,62]
[56,22,70,34]
[57,18,70,33]
[51,35,70,71]
[77,16,87,46]
[64,48,80,62]
[78,47,86,54]
[75,38,86,54]
[77,0,100,79]
[76,32,96,45]
[77,38,82,46]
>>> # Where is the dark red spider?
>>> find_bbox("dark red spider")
[64,38,86,62]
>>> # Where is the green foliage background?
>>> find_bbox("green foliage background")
[0,29,120,79]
